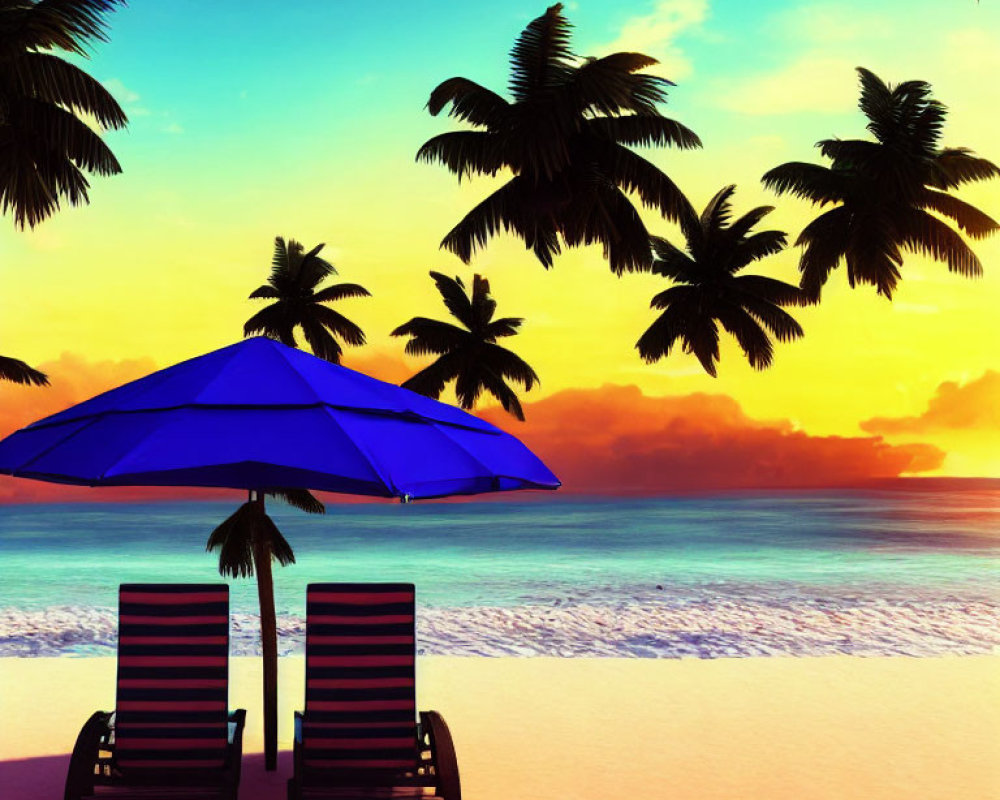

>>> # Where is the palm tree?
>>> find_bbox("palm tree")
[417,3,701,275]
[244,236,370,363]
[239,234,371,768]
[392,272,539,420]
[0,354,48,385]
[762,67,999,300]
[637,185,808,376]
[0,0,128,229]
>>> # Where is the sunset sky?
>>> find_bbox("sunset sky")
[1,0,999,500]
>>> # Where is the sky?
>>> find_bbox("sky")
[1,0,999,501]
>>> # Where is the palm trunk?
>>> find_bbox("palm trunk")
[251,492,279,771]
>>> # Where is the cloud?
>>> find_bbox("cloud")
[716,55,859,115]
[101,77,150,117]
[0,352,157,440]
[479,384,943,494]
[596,0,707,81]
[0,353,235,504]
[0,356,944,503]
[341,349,416,385]
[861,371,1000,435]
[102,78,140,104]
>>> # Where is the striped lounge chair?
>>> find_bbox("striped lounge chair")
[64,583,247,799]
[288,583,461,800]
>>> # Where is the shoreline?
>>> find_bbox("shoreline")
[2,654,998,799]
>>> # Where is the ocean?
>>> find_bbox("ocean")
[1,489,997,658]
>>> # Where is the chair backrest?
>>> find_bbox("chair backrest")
[114,583,230,773]
[303,583,417,773]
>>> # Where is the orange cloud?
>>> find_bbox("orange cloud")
[0,352,157,440]
[861,371,1000,434]
[479,385,944,493]
[0,354,945,503]
[0,353,238,504]
[340,349,416,385]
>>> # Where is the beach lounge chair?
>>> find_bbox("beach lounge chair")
[288,583,461,800]
[64,583,246,800]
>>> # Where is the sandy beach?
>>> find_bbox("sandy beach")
[1,655,998,800]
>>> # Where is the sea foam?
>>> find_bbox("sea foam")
[3,591,997,658]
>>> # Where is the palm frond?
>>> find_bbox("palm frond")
[14,96,121,174]
[312,283,371,303]
[761,162,848,206]
[313,305,366,347]
[484,316,524,338]
[636,303,689,363]
[482,342,539,390]
[650,236,698,281]
[732,275,809,307]
[585,114,701,150]
[477,367,526,421]
[206,503,256,578]
[425,77,510,127]
[438,179,527,264]
[4,0,125,57]
[930,148,1000,189]
[794,206,851,301]
[700,185,736,231]
[901,209,983,279]
[726,205,775,241]
[568,53,673,116]
[734,294,804,343]
[470,274,497,328]
[732,229,788,269]
[416,131,507,181]
[267,488,325,514]
[428,271,476,329]
[856,67,895,141]
[0,355,50,385]
[715,304,774,370]
[400,352,463,399]
[390,317,469,356]
[300,318,345,363]
[920,189,999,239]
[596,143,690,223]
[243,305,297,347]
[508,3,575,102]
[248,285,280,299]
[7,51,127,128]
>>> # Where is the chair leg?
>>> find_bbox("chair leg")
[64,712,109,800]
[421,710,461,800]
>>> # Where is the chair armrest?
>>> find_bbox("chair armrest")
[64,711,111,800]
[228,709,247,746]
[420,710,461,800]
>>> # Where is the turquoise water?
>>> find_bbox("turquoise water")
[1,490,997,656]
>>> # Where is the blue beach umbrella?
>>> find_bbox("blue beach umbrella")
[0,336,559,767]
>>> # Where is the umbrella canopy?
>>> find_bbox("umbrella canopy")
[0,336,560,497]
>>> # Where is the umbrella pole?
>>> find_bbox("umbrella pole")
[251,490,279,771]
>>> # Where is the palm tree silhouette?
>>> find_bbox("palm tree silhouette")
[0,0,128,229]
[244,236,370,363]
[762,68,999,300]
[637,185,807,376]
[418,3,701,274]
[392,272,539,420]
[0,355,48,385]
